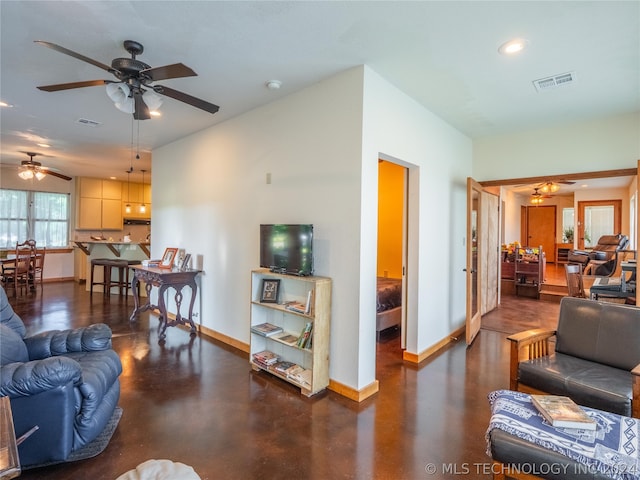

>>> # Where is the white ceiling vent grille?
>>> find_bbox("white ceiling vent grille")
[76,118,101,127]
[533,71,576,92]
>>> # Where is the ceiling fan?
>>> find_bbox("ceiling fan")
[35,39,220,120]
[536,180,575,193]
[17,152,72,181]
[530,187,548,204]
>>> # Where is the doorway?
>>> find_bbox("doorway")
[577,200,622,249]
[521,205,557,262]
[377,159,407,349]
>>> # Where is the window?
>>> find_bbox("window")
[0,189,69,248]
[562,208,574,243]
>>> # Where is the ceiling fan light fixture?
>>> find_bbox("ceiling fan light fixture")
[540,182,560,193]
[35,171,46,181]
[18,169,33,180]
[107,83,135,114]
[144,90,163,111]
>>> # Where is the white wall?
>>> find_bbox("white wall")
[360,67,471,381]
[473,112,639,180]
[153,67,365,388]
[152,66,473,393]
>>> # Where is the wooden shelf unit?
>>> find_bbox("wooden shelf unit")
[249,269,331,396]
[555,243,573,264]
[514,245,546,298]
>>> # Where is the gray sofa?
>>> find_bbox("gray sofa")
[508,296,640,417]
[0,286,122,468]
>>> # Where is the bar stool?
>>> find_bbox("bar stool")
[90,259,129,297]
[91,258,143,297]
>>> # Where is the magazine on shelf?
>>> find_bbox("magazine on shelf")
[531,395,597,430]
[275,333,300,346]
[251,323,284,337]
[285,302,308,314]
[252,350,279,367]
[289,368,312,387]
[273,361,299,375]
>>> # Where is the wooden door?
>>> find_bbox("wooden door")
[526,206,556,263]
[466,178,499,345]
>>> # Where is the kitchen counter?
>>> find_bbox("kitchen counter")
[73,241,151,291]
[73,240,150,258]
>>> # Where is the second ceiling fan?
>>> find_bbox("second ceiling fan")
[35,39,220,120]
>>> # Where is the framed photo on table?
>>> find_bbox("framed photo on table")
[260,279,280,303]
[160,248,178,269]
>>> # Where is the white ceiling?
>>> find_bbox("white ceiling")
[1,1,639,183]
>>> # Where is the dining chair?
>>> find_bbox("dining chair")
[32,247,46,290]
[3,240,37,296]
[565,263,587,298]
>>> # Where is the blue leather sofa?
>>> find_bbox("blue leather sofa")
[0,286,122,468]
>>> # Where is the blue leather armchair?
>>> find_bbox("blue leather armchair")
[0,286,122,468]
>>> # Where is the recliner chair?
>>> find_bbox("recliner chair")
[567,233,629,276]
[0,286,122,468]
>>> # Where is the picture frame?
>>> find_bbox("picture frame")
[160,248,178,269]
[260,279,280,303]
[180,253,192,271]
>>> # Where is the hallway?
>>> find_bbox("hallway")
[8,282,560,480]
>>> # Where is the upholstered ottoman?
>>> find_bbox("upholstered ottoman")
[486,390,640,480]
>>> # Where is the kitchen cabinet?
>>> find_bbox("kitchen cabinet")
[76,178,123,230]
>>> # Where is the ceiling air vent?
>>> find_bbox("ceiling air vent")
[533,71,576,92]
[76,118,101,127]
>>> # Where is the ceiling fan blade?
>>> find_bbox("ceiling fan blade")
[154,85,220,115]
[41,169,72,181]
[559,180,576,185]
[34,41,114,73]
[141,63,197,82]
[133,91,151,120]
[38,79,111,92]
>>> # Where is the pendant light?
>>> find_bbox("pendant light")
[125,170,132,214]
[139,169,147,214]
[125,118,134,214]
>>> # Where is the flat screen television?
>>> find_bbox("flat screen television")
[260,224,314,276]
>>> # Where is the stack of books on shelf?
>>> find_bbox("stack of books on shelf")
[251,322,284,337]
[297,322,313,349]
[288,367,312,388]
[284,291,313,315]
[270,361,311,387]
[252,350,279,369]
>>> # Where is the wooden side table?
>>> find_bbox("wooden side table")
[0,396,20,479]
[129,266,202,340]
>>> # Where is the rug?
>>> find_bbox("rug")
[24,406,122,469]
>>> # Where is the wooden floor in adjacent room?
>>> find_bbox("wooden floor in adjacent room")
[7,280,562,480]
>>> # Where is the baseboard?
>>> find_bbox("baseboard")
[198,323,250,353]
[328,379,379,402]
[403,325,466,364]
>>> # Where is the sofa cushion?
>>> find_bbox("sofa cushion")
[0,324,28,365]
[555,297,640,370]
[518,352,632,416]
[0,287,26,338]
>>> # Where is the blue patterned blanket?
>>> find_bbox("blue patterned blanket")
[486,390,640,480]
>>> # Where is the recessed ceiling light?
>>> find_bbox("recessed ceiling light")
[265,80,282,90]
[498,38,529,55]
[150,110,161,117]
[0,101,14,108]
[37,143,51,148]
